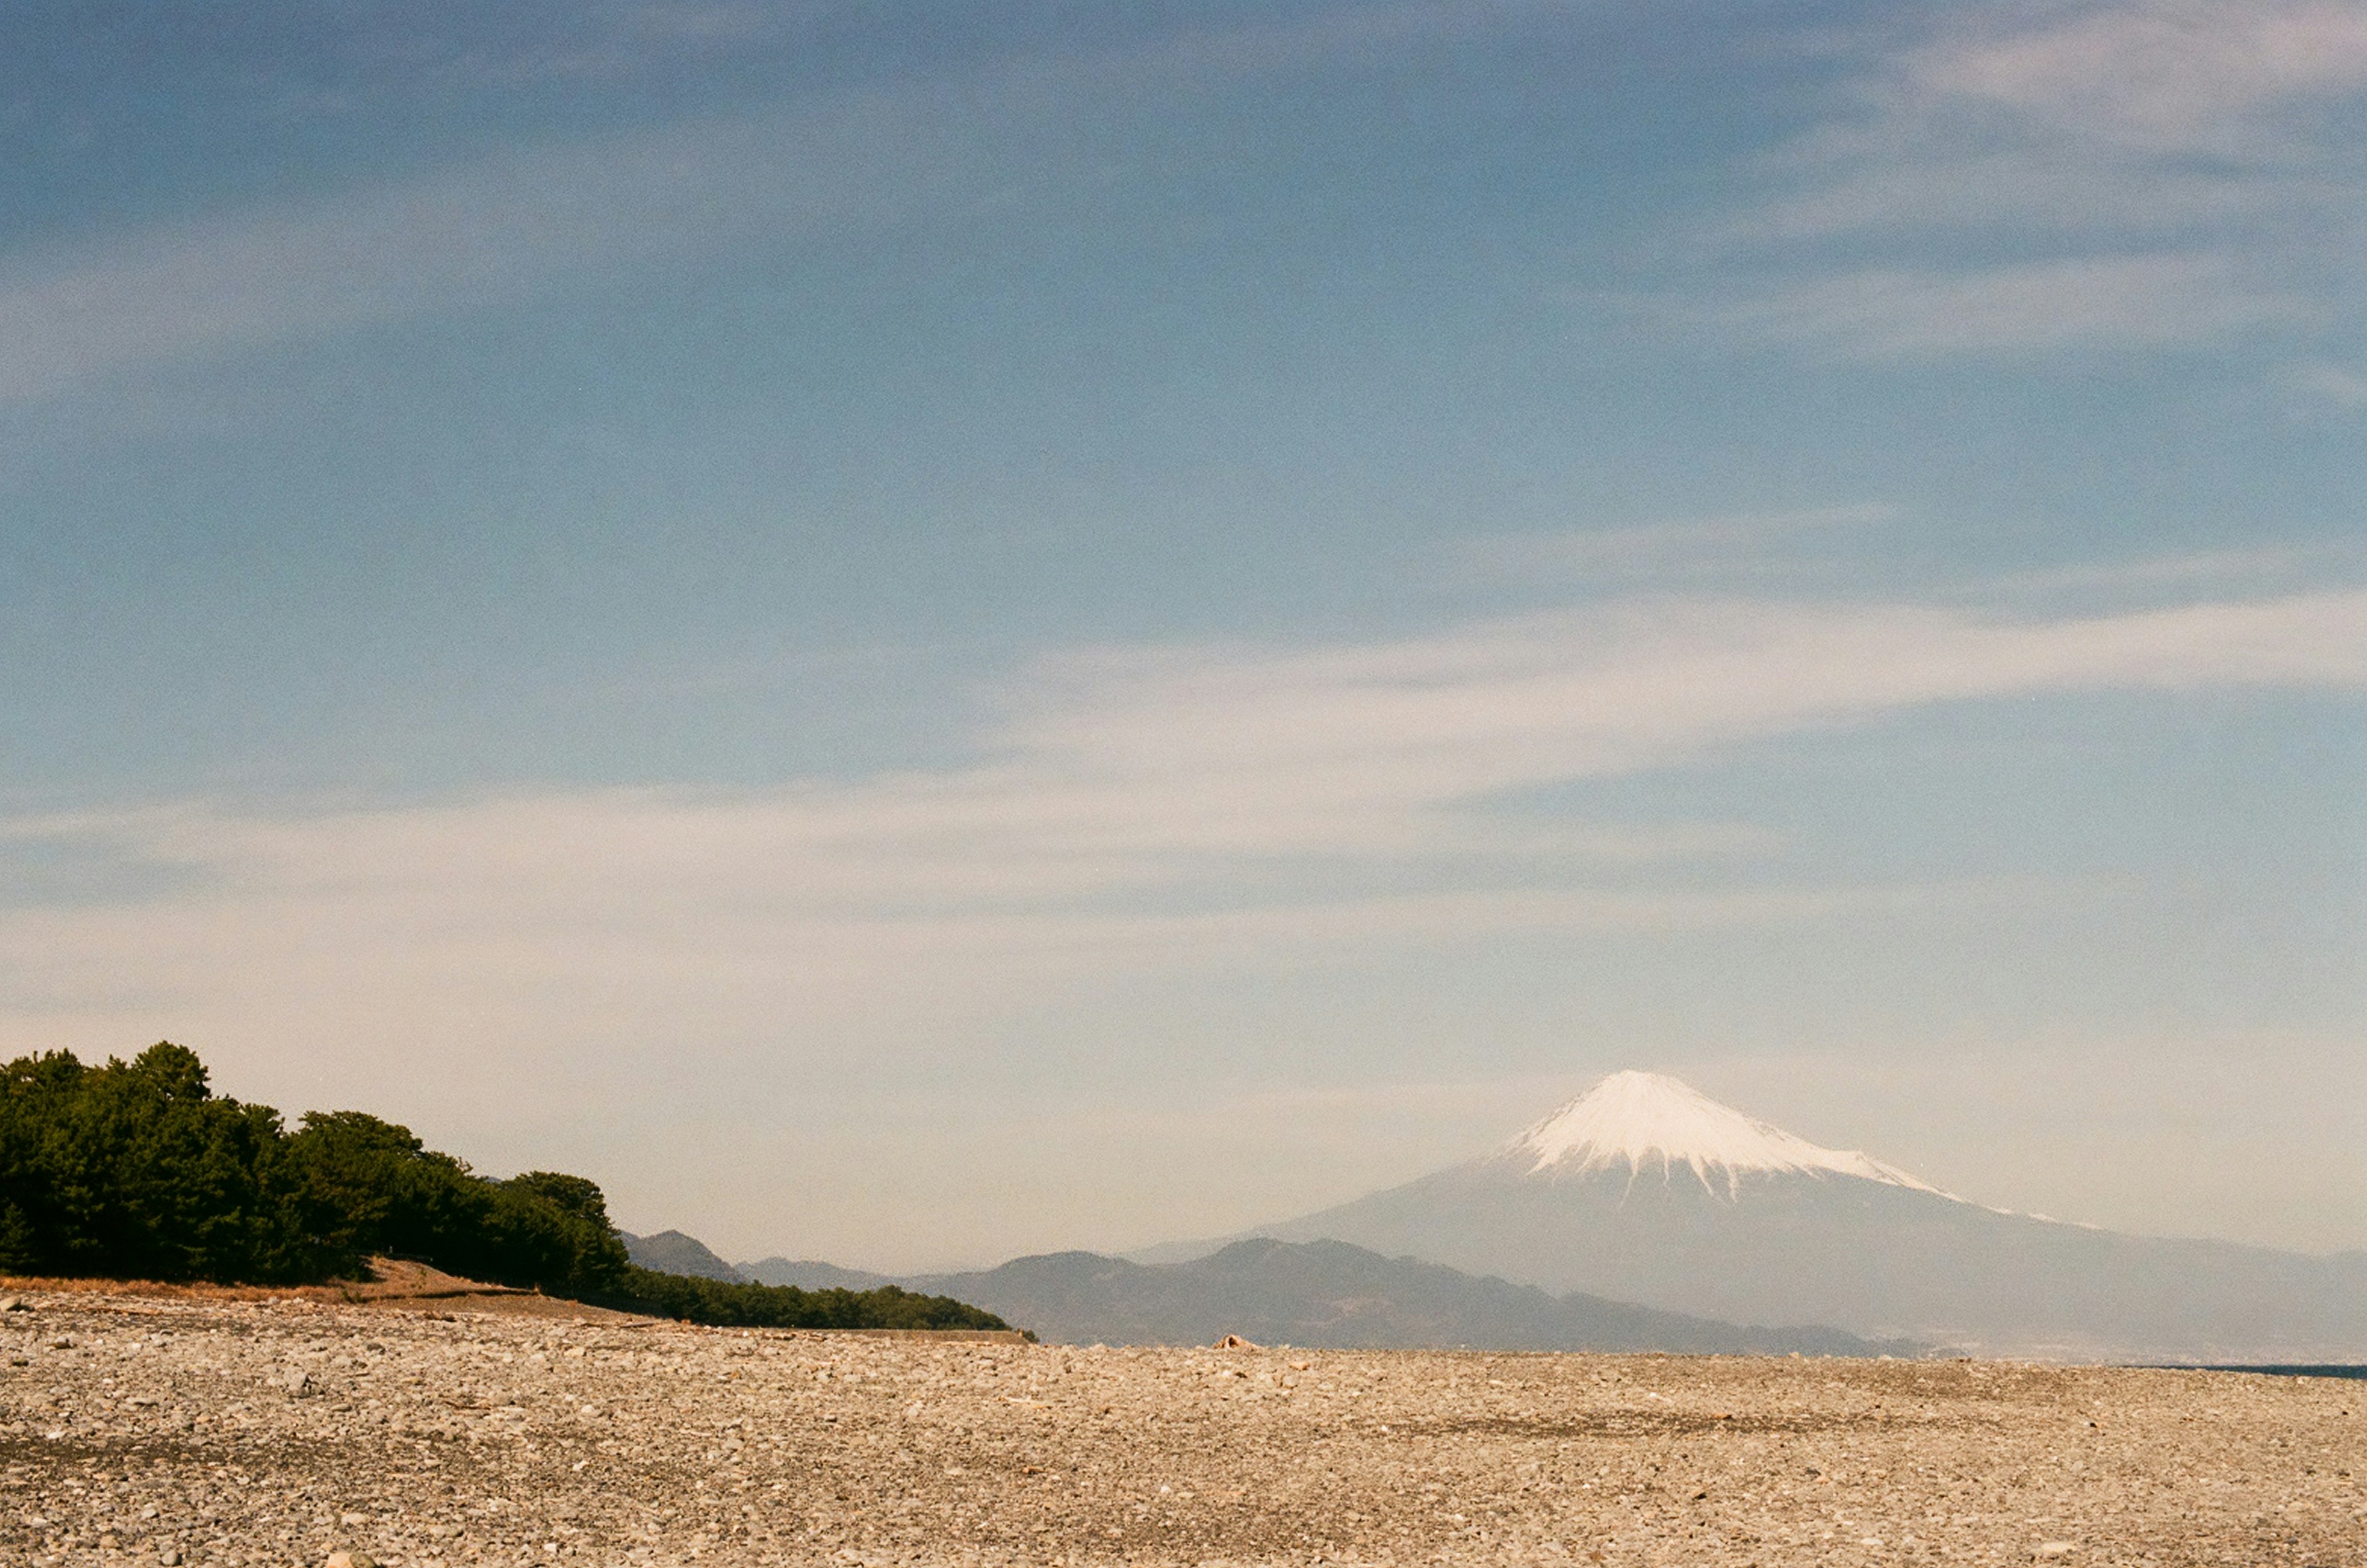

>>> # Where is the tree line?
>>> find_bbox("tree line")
[0,1042,1009,1334]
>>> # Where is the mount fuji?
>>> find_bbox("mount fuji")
[1188,1071,2367,1362]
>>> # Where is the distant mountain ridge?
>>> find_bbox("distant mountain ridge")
[619,1229,743,1283]
[740,1257,893,1292]
[731,1236,1919,1352]
[719,1234,1913,1350]
[1223,1071,2367,1362]
[899,1238,1919,1353]
[689,1070,2366,1360]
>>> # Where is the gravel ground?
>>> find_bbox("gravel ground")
[1,1286,2360,1567]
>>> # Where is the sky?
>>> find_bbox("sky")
[3,0,2362,1270]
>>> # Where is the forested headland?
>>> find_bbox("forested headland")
[0,1042,1010,1333]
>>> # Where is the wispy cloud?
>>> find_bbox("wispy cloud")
[1458,505,1896,584]
[0,92,1015,402]
[0,0,1527,405]
[2,584,2358,1057]
[1667,0,2367,358]
[1904,0,2367,147]
[1979,542,2367,602]
[415,2,788,88]
[1680,252,2313,358]
[2289,361,2367,407]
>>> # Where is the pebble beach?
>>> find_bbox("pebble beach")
[2,1286,2360,1567]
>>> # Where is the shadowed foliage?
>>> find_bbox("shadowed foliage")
[603,1267,1014,1333]
[0,1042,1010,1333]
[0,1044,324,1284]
[281,1109,629,1293]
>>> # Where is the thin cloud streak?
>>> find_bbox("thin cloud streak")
[1457,505,1897,585]
[1671,253,2313,358]
[1672,0,2367,357]
[0,586,2357,1052]
[1907,0,2367,146]
[0,0,1524,405]
[2290,361,2367,407]
[0,92,1005,402]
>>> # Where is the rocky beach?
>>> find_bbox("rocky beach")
[2,1284,2360,1566]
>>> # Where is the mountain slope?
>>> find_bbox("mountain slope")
[1241,1072,2367,1360]
[619,1229,744,1283]
[903,1237,1918,1352]
[738,1257,895,1291]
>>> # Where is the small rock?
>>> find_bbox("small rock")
[0,1294,25,1312]
[2034,1545,2076,1560]
[324,1552,377,1568]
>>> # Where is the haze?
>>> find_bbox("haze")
[3,0,2361,1270]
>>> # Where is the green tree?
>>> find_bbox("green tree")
[0,1041,1016,1334]
[0,1043,326,1282]
[607,1268,1014,1333]
[282,1116,628,1294]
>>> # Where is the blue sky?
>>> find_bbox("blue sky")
[4,0,2362,1267]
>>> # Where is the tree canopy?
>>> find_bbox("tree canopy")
[0,1042,1010,1334]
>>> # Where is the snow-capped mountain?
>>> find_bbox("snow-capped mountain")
[1224,1071,2367,1361]
[1497,1071,1936,1194]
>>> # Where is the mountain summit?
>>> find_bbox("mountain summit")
[1498,1070,1934,1195]
[1222,1069,2367,1360]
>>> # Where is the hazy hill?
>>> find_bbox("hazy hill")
[1222,1072,2367,1362]
[619,1229,743,1282]
[891,1237,1916,1352]
[739,1257,893,1291]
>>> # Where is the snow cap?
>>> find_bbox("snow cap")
[1500,1070,1935,1196]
